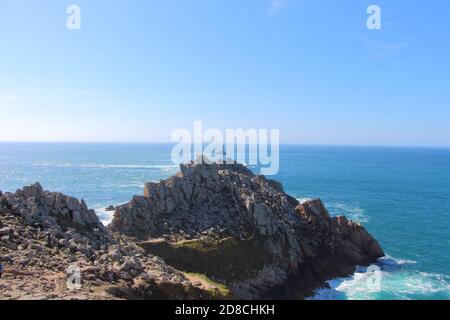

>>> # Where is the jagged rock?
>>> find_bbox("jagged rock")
[0,163,384,300]
[22,182,43,199]
[296,199,331,226]
[111,160,385,299]
[0,183,107,239]
[253,203,275,236]
[295,199,384,265]
[0,186,224,300]
[66,197,81,212]
[114,256,142,273]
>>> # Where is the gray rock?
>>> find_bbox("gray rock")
[111,160,385,299]
[22,182,43,199]
[71,211,84,225]
[0,227,12,236]
[253,202,274,236]
[67,197,81,212]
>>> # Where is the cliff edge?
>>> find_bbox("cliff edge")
[0,183,229,300]
[0,160,383,299]
[111,159,384,299]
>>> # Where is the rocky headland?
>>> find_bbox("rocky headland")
[0,159,384,300]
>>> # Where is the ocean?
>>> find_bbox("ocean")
[0,142,449,300]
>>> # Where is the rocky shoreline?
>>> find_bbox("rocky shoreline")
[0,160,384,300]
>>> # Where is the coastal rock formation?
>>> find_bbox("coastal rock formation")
[111,159,384,299]
[0,185,227,300]
[0,182,105,233]
[297,200,384,265]
[0,161,384,300]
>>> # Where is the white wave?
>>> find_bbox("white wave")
[328,202,368,223]
[310,256,450,300]
[93,199,131,226]
[94,207,114,226]
[296,199,368,223]
[116,183,145,188]
[79,163,179,170]
[380,255,417,266]
[32,161,73,168]
[33,161,179,171]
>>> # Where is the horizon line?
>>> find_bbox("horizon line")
[0,141,449,149]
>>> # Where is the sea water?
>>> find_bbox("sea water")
[0,143,449,300]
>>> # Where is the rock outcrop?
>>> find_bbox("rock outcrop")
[0,161,384,300]
[0,183,107,243]
[0,184,227,300]
[111,159,384,299]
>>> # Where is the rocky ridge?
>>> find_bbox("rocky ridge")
[0,184,229,300]
[111,159,384,299]
[0,160,384,300]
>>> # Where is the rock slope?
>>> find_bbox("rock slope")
[0,184,228,300]
[111,159,384,299]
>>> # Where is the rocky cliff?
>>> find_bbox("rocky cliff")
[0,161,383,299]
[0,184,230,300]
[111,159,384,299]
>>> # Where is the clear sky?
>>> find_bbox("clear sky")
[0,0,449,146]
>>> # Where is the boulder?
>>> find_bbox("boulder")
[22,182,43,199]
[0,227,12,236]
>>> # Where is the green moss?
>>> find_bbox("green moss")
[172,237,239,252]
[186,272,233,299]
[142,236,271,283]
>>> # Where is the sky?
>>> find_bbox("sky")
[0,0,449,146]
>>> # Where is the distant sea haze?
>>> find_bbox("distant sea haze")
[0,143,449,300]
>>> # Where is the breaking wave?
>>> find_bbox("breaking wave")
[327,202,368,223]
[33,161,179,171]
[310,256,450,300]
[296,198,368,223]
[95,206,114,226]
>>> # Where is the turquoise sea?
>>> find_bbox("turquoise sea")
[0,143,449,300]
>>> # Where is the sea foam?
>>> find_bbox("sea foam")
[310,256,450,300]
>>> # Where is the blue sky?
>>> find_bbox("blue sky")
[0,0,449,146]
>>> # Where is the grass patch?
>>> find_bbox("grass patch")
[185,272,233,299]
[142,236,271,283]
